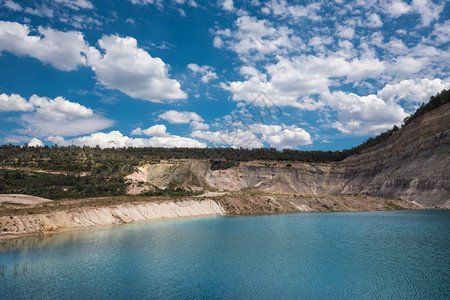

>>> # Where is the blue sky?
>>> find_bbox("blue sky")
[0,0,449,150]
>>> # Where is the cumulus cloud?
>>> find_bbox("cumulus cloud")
[191,120,210,130]
[6,94,113,137]
[0,22,186,102]
[0,21,88,71]
[0,93,34,111]
[87,35,186,102]
[249,124,312,149]
[187,63,218,83]
[221,0,234,11]
[385,0,411,17]
[222,55,385,107]
[192,128,263,148]
[28,138,44,147]
[49,131,206,148]
[322,91,408,135]
[377,78,450,103]
[192,123,312,149]
[29,95,93,119]
[131,124,169,136]
[159,110,203,124]
[385,56,426,78]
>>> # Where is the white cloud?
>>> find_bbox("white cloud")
[129,0,163,6]
[4,0,22,11]
[213,15,304,60]
[322,91,408,135]
[188,0,198,8]
[365,13,383,28]
[50,131,206,148]
[140,135,206,148]
[28,138,43,147]
[87,35,186,102]
[130,0,198,8]
[192,128,263,148]
[0,21,88,71]
[159,110,203,124]
[178,8,186,17]
[191,120,210,130]
[222,55,385,107]
[377,78,450,103]
[431,20,450,44]
[384,0,444,27]
[131,124,169,137]
[411,0,444,27]
[0,22,185,102]
[191,123,312,149]
[59,14,102,29]
[130,128,143,135]
[386,1,411,17]
[29,95,93,119]
[24,6,54,18]
[17,95,112,137]
[221,0,234,11]
[187,63,218,83]
[0,93,33,111]
[249,124,312,149]
[262,0,321,21]
[384,38,409,55]
[54,0,94,10]
[337,25,355,40]
[213,36,223,48]
[386,56,427,77]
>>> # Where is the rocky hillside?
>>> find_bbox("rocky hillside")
[339,102,449,207]
[127,102,449,208]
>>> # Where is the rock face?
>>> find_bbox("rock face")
[134,103,449,208]
[339,102,450,208]
[205,162,343,194]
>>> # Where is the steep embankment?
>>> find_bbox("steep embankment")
[0,199,225,239]
[205,162,343,194]
[339,102,450,207]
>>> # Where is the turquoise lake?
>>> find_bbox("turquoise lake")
[1,210,449,299]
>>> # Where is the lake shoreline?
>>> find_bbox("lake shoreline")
[0,193,424,240]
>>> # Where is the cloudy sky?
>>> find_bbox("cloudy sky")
[0,0,449,150]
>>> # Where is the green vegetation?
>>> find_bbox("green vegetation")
[402,89,449,126]
[350,88,449,153]
[0,89,448,200]
[210,160,237,170]
[352,125,400,153]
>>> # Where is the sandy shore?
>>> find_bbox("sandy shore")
[0,192,423,240]
[0,198,226,240]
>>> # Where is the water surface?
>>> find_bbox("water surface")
[1,210,449,299]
